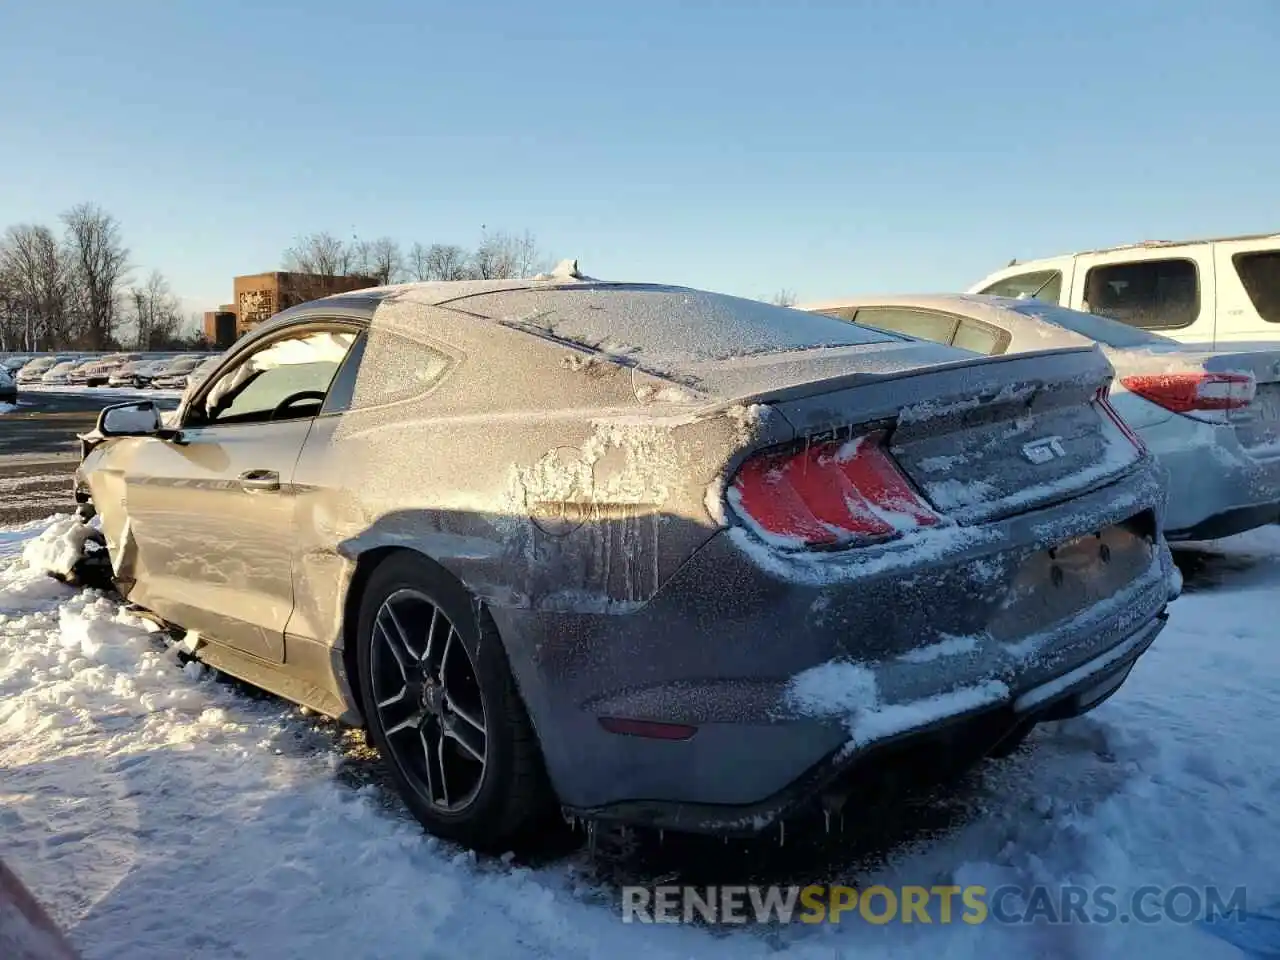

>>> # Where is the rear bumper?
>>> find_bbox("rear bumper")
[572,612,1166,835]
[493,462,1178,828]
[1147,418,1280,540]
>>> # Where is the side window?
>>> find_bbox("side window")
[1083,259,1199,330]
[980,270,1063,303]
[850,307,959,345]
[349,329,456,410]
[195,328,357,426]
[1233,251,1280,323]
[952,319,1008,355]
[320,332,367,414]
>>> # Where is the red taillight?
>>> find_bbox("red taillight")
[1095,386,1148,455]
[728,431,939,549]
[1120,371,1256,414]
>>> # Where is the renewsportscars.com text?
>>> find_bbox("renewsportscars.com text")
[621,884,1248,926]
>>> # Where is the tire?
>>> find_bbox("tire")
[355,551,553,850]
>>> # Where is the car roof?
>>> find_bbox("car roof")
[991,231,1280,271]
[260,261,695,339]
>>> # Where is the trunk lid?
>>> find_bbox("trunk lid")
[1109,344,1280,457]
[691,344,1140,524]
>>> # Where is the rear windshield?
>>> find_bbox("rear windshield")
[460,285,894,365]
[1003,300,1175,348]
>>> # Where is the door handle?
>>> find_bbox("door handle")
[239,469,280,492]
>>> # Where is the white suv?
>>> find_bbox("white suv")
[968,233,1280,347]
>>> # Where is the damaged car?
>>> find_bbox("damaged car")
[71,262,1180,849]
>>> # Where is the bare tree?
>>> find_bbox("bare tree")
[283,231,352,276]
[506,229,544,279]
[407,242,430,281]
[1,224,74,350]
[470,230,546,280]
[0,269,20,351]
[129,270,182,349]
[769,288,798,307]
[351,236,403,285]
[409,242,471,281]
[62,203,129,350]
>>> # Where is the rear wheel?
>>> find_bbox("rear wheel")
[355,552,553,849]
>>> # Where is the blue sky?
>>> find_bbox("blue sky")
[1,0,1276,315]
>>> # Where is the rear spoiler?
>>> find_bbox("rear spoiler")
[724,345,1108,408]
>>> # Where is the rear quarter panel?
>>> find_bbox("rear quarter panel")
[284,299,787,652]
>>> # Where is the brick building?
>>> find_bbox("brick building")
[203,272,377,347]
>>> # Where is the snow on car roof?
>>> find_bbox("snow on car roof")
[310,259,603,310]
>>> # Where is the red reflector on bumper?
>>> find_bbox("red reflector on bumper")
[598,717,698,741]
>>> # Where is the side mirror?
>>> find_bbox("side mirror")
[97,400,163,437]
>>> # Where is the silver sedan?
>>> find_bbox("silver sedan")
[804,294,1280,540]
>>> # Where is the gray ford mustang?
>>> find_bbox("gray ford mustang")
[74,262,1179,849]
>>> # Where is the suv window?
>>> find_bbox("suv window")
[849,307,958,344]
[196,329,356,426]
[980,270,1062,303]
[1233,250,1280,323]
[1083,258,1199,330]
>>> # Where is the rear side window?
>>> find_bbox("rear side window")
[952,319,1006,355]
[849,307,958,345]
[349,329,455,409]
[1083,258,1199,330]
[980,270,1062,303]
[1233,251,1280,323]
[460,285,895,369]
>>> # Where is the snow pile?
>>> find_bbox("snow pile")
[786,660,879,716]
[20,517,97,580]
[785,658,1008,749]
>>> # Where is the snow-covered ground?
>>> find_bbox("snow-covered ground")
[1,517,1278,959]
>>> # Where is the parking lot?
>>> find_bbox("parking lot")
[0,390,180,525]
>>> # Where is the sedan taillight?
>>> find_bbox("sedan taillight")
[1121,371,1256,414]
[728,431,939,549]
